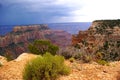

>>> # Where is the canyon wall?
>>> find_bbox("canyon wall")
[72,20,120,60]
[72,20,120,46]
[0,24,71,58]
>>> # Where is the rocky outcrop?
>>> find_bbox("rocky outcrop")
[0,24,71,58]
[72,20,120,46]
[72,20,120,61]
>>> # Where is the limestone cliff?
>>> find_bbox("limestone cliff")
[0,24,71,58]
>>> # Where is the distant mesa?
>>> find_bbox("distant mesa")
[13,24,49,32]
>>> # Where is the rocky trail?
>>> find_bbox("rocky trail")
[0,53,120,80]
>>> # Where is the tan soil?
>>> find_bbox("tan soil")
[0,53,120,80]
[58,61,120,80]
[0,56,7,65]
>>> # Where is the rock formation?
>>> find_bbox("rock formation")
[72,20,120,45]
[0,24,71,58]
[72,20,120,61]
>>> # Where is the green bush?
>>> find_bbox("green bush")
[23,52,70,80]
[97,60,109,66]
[69,57,75,63]
[28,40,59,55]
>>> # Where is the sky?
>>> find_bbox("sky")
[0,0,120,25]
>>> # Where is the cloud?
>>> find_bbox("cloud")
[0,0,84,25]
[0,0,120,25]
[77,0,120,21]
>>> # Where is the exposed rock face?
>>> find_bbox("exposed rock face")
[0,24,71,58]
[72,20,120,60]
[72,20,120,46]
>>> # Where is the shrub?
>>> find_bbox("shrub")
[95,52,103,60]
[28,40,59,55]
[97,60,109,66]
[60,51,73,59]
[74,53,82,60]
[82,55,92,63]
[58,47,79,59]
[4,53,13,61]
[23,52,70,80]
[69,57,75,63]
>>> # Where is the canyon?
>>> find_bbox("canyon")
[0,20,120,80]
[0,20,120,60]
[0,24,71,58]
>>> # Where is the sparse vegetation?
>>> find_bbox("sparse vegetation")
[96,40,120,61]
[23,52,70,80]
[4,53,13,61]
[69,57,75,63]
[97,60,109,66]
[58,47,77,59]
[82,55,92,63]
[59,47,94,63]
[94,19,120,29]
